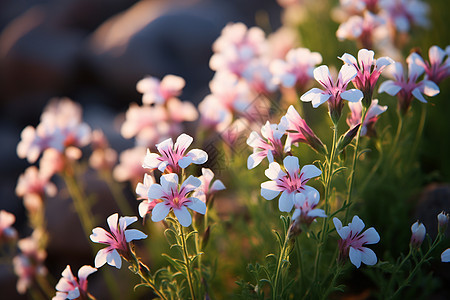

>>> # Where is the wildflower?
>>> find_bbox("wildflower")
[347,99,387,137]
[247,120,288,169]
[410,221,426,249]
[136,173,161,218]
[149,174,206,227]
[90,213,147,269]
[333,215,380,268]
[242,60,277,94]
[292,189,326,226]
[301,64,363,124]
[442,248,450,262]
[407,46,450,84]
[340,49,394,106]
[0,210,18,242]
[194,168,226,203]
[379,0,430,32]
[143,134,208,174]
[379,61,440,114]
[198,95,233,132]
[136,74,185,105]
[437,211,449,234]
[283,105,326,155]
[261,156,322,212]
[113,147,147,184]
[271,47,322,91]
[53,265,97,300]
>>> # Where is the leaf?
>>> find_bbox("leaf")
[133,283,149,291]
[162,253,186,272]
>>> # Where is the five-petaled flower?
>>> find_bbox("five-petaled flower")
[136,173,161,219]
[333,215,380,268]
[292,189,326,226]
[407,45,450,85]
[261,156,322,212]
[90,213,147,269]
[378,61,440,114]
[193,168,226,204]
[247,120,288,169]
[136,74,185,105]
[340,49,394,106]
[148,174,207,227]
[53,265,97,300]
[347,99,387,137]
[143,133,208,174]
[301,64,363,124]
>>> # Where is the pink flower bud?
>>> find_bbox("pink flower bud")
[410,221,426,249]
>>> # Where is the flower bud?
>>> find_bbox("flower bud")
[337,124,361,154]
[410,221,426,249]
[437,211,449,234]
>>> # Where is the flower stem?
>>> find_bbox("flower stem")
[295,237,305,293]
[180,225,197,300]
[389,110,404,166]
[273,224,292,299]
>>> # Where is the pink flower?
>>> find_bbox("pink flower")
[53,265,97,300]
[347,99,387,136]
[261,156,322,212]
[340,49,394,105]
[292,189,326,226]
[247,120,288,169]
[0,210,18,242]
[198,95,233,132]
[442,248,450,262]
[242,60,277,94]
[149,174,207,227]
[136,74,185,105]
[336,12,385,49]
[333,215,380,268]
[283,105,326,154]
[301,64,363,123]
[410,221,426,249]
[90,213,147,269]
[407,46,450,84]
[136,173,161,218]
[379,0,430,32]
[378,61,439,114]
[166,97,198,123]
[271,48,322,90]
[193,168,226,203]
[143,134,208,174]
[113,147,147,184]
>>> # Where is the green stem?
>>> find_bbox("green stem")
[36,274,55,299]
[409,104,427,163]
[389,110,404,167]
[321,264,343,300]
[273,226,291,299]
[295,237,305,294]
[181,225,197,300]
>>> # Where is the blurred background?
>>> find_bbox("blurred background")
[1,0,449,299]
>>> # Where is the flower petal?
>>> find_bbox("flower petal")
[187,198,207,214]
[261,181,282,200]
[265,162,285,180]
[124,229,148,242]
[349,215,365,234]
[180,175,202,193]
[174,134,193,154]
[420,80,440,97]
[283,156,299,178]
[300,164,322,180]
[441,248,450,262]
[106,249,122,269]
[300,88,331,108]
[360,247,377,266]
[313,65,332,87]
[378,81,401,96]
[339,53,358,67]
[151,203,171,222]
[339,64,358,84]
[333,217,350,239]
[341,89,363,102]
[362,227,380,244]
[247,151,267,169]
[78,266,97,281]
[142,150,161,169]
[147,184,165,200]
[90,227,112,244]
[161,173,179,193]
[94,248,109,268]
[349,247,362,268]
[173,206,192,227]
[211,180,226,192]
[185,149,208,165]
[119,216,138,230]
[279,190,295,212]
[411,88,427,103]
[107,213,119,232]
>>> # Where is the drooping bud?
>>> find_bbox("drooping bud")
[410,221,426,249]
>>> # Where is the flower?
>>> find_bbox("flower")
[194,168,226,203]
[53,265,97,300]
[148,174,207,227]
[437,211,449,234]
[340,49,394,106]
[406,46,450,84]
[143,134,208,174]
[301,64,363,123]
[136,173,161,218]
[113,147,147,184]
[292,189,326,226]
[261,156,322,212]
[379,0,430,32]
[410,221,426,249]
[247,120,288,169]
[270,48,322,91]
[333,215,380,268]
[347,99,387,136]
[283,105,326,154]
[379,61,440,114]
[442,248,450,262]
[136,74,185,105]
[242,60,277,94]
[0,210,18,242]
[90,213,147,269]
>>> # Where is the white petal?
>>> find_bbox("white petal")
[119,216,138,230]
[265,162,285,180]
[376,57,394,70]
[90,228,111,244]
[211,180,226,192]
[300,88,331,108]
[261,181,282,200]
[357,49,374,70]
[313,65,332,86]
[178,156,193,169]
[292,209,301,221]
[107,249,122,269]
[180,175,202,192]
[441,248,450,262]
[411,88,427,103]
[308,209,327,218]
[156,138,174,155]
[283,156,299,177]
[94,248,109,268]
[339,53,358,67]
[107,213,119,232]
[408,59,425,80]
[185,149,208,165]
[300,164,322,180]
[349,247,362,268]
[173,206,192,227]
[67,287,80,299]
[429,45,445,65]
[151,203,171,222]
[174,134,193,154]
[341,89,363,102]
[125,229,147,242]
[201,168,214,183]
[350,215,365,234]
[279,191,295,212]
[339,64,358,84]
[247,151,266,169]
[247,131,264,148]
[161,173,179,192]
[147,184,165,200]
[157,161,169,172]
[420,80,440,97]
[378,81,401,96]
[187,198,207,214]
[293,193,306,207]
[142,151,161,169]
[362,227,380,244]
[78,266,97,281]
[333,217,350,239]
[360,247,377,266]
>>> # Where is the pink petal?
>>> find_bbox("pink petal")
[357,49,374,70]
[156,137,174,155]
